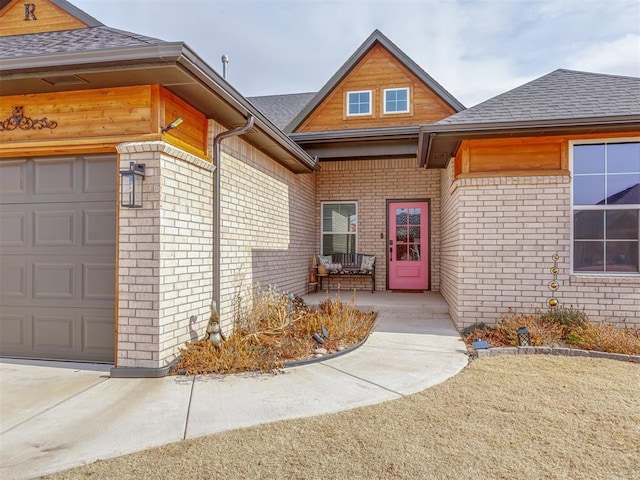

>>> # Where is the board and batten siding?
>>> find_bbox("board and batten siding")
[296,44,456,132]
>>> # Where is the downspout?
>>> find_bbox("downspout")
[211,115,255,323]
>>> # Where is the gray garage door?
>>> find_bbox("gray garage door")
[0,155,116,362]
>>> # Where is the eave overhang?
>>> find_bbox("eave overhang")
[0,43,318,173]
[419,115,640,168]
[290,126,419,160]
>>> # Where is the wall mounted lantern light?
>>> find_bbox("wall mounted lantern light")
[161,117,183,133]
[120,162,145,208]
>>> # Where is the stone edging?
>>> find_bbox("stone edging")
[474,346,640,364]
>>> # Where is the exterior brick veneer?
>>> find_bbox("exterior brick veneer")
[117,141,214,369]
[209,120,317,334]
[317,158,441,292]
[440,162,640,329]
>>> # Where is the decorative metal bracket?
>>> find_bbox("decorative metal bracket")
[0,106,57,131]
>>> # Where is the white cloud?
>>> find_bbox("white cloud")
[71,0,640,107]
[568,33,640,78]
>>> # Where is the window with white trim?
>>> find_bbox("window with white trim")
[321,202,357,254]
[346,91,371,116]
[572,140,640,273]
[384,87,409,114]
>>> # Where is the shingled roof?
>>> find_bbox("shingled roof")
[437,69,640,125]
[248,92,316,130]
[419,69,640,168]
[0,26,167,58]
[0,0,318,173]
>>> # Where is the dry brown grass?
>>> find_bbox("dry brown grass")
[46,356,640,480]
[175,287,377,375]
[463,308,640,355]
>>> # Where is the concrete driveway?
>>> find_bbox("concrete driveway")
[0,292,469,480]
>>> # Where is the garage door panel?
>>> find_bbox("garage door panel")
[1,307,113,361]
[84,209,116,246]
[33,157,75,195]
[83,316,115,353]
[0,211,27,247]
[0,262,27,298]
[0,312,28,348]
[83,263,116,300]
[33,314,75,350]
[1,155,115,362]
[3,255,114,307]
[34,209,76,247]
[84,156,117,193]
[33,262,75,299]
[0,160,27,197]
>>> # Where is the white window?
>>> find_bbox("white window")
[571,139,640,274]
[321,202,357,254]
[384,87,409,114]
[346,91,371,116]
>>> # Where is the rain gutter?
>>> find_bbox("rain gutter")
[211,115,255,321]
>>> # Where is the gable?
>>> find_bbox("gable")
[295,43,457,133]
[0,0,94,36]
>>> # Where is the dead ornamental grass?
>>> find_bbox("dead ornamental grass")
[46,356,640,480]
[463,309,640,355]
[176,296,377,375]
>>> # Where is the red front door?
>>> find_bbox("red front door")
[388,201,429,290]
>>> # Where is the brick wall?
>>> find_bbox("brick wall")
[440,171,640,329]
[209,120,317,333]
[317,158,441,292]
[440,163,461,324]
[117,141,213,369]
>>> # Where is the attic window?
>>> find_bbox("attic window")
[347,90,371,116]
[384,87,409,114]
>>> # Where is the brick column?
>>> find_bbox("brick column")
[113,141,214,376]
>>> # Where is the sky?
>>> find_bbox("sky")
[72,0,640,108]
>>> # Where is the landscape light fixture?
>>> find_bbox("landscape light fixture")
[517,326,531,347]
[161,117,183,133]
[120,162,146,208]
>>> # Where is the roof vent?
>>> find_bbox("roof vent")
[221,55,229,80]
[41,75,88,86]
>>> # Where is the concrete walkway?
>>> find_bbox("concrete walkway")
[0,292,469,480]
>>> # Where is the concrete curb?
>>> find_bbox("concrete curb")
[474,346,640,364]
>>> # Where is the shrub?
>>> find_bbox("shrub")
[461,308,640,356]
[494,313,565,347]
[566,323,640,355]
[541,307,587,331]
[175,287,377,375]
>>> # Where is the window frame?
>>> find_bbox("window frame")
[383,87,410,114]
[320,201,358,255]
[346,90,372,117]
[570,137,640,276]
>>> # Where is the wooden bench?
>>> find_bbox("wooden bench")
[318,253,375,293]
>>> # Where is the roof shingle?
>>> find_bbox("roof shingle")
[436,69,640,126]
[248,92,316,130]
[0,26,167,58]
